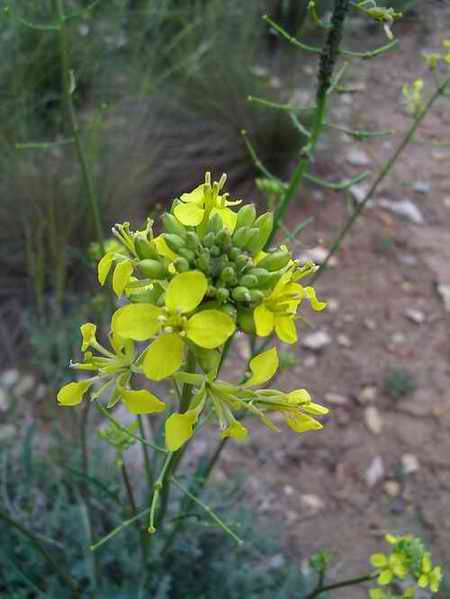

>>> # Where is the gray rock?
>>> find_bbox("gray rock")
[378,198,424,225]
[302,330,332,351]
[404,308,425,324]
[413,181,432,194]
[437,284,450,312]
[14,375,36,398]
[346,147,371,166]
[0,369,19,389]
[365,456,385,487]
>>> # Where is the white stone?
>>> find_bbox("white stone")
[300,494,325,513]
[346,147,371,166]
[337,334,352,348]
[349,183,370,204]
[413,181,431,194]
[437,284,450,312]
[404,308,425,324]
[0,369,19,389]
[14,375,36,398]
[324,392,349,406]
[391,332,406,345]
[327,298,340,312]
[365,456,385,487]
[302,330,332,351]
[378,198,425,225]
[303,355,318,368]
[401,453,420,474]
[359,386,377,404]
[365,406,383,434]
[384,480,401,497]
[364,318,376,331]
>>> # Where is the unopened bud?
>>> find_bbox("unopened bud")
[232,286,251,303]
[257,249,290,271]
[162,213,187,238]
[236,204,256,229]
[164,233,186,253]
[239,274,258,288]
[138,259,167,279]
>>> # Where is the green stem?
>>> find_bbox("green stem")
[91,507,151,551]
[268,0,351,245]
[148,452,176,533]
[121,461,147,561]
[55,0,105,252]
[0,510,81,596]
[305,573,375,598]
[313,71,450,282]
[138,415,154,489]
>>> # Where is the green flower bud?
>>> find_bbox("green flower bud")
[185,231,201,251]
[221,266,237,285]
[197,252,211,273]
[246,212,274,254]
[207,212,223,234]
[207,286,217,297]
[162,213,187,237]
[238,309,256,334]
[173,257,190,272]
[239,274,258,288]
[241,227,260,251]
[228,247,241,261]
[248,289,264,304]
[232,286,251,303]
[232,225,250,248]
[135,237,158,260]
[246,267,273,288]
[216,287,230,303]
[210,245,221,257]
[215,229,231,248]
[235,254,251,271]
[257,249,290,271]
[177,247,196,263]
[203,232,216,248]
[164,233,186,252]
[236,203,256,229]
[138,259,167,279]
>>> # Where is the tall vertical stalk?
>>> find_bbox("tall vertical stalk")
[55,0,105,252]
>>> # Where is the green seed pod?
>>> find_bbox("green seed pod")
[162,213,187,238]
[185,231,201,251]
[246,212,274,254]
[164,233,186,253]
[216,287,230,303]
[236,203,256,229]
[238,274,258,288]
[173,257,190,273]
[257,249,291,271]
[232,286,251,303]
[238,309,256,335]
[135,237,158,260]
[177,247,196,263]
[138,259,167,279]
[248,289,265,304]
[207,212,223,234]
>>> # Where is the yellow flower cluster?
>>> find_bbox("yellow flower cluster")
[423,39,450,70]
[57,173,328,451]
[369,534,443,599]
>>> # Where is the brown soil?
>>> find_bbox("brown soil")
[215,8,450,598]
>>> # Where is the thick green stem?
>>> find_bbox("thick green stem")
[305,573,375,598]
[313,71,450,282]
[268,0,351,244]
[55,0,104,252]
[0,509,81,597]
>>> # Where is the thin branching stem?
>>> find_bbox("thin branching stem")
[305,573,376,598]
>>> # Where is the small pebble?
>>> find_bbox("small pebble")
[14,375,36,398]
[302,330,332,352]
[300,494,325,514]
[378,199,424,225]
[325,392,349,406]
[413,181,431,194]
[437,284,450,312]
[366,456,385,487]
[337,334,352,348]
[365,406,383,435]
[327,298,340,313]
[0,369,19,389]
[404,308,425,324]
[364,318,377,331]
[346,147,371,166]
[384,480,401,497]
[303,355,318,368]
[401,454,420,474]
[391,332,406,345]
[359,386,377,404]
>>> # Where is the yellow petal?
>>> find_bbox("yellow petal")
[303,402,329,416]
[211,206,237,233]
[112,260,134,297]
[153,235,177,260]
[143,333,185,380]
[378,570,393,586]
[221,421,249,441]
[120,388,166,415]
[186,310,235,349]
[165,271,208,314]
[304,286,327,311]
[254,304,274,337]
[80,323,97,352]
[370,553,388,568]
[286,389,311,405]
[112,303,162,341]
[165,410,198,451]
[286,413,323,433]
[98,251,114,286]
[245,347,279,386]
[57,380,93,406]
[274,315,297,344]
[180,184,205,205]
[173,202,204,226]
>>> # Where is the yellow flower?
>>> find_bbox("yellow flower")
[253,272,326,343]
[57,380,94,406]
[418,554,442,593]
[165,389,206,451]
[112,271,235,381]
[173,172,241,232]
[370,552,408,586]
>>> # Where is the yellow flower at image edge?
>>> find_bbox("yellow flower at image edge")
[57,380,93,406]
[112,271,235,381]
[418,553,442,593]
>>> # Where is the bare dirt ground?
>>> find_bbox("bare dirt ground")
[215,8,450,598]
